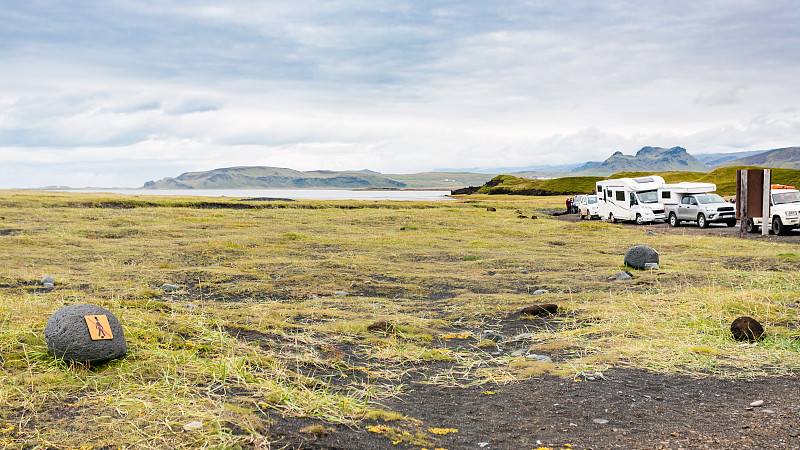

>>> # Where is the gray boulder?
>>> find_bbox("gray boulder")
[624,245,659,270]
[41,275,55,285]
[45,304,127,365]
[161,283,180,292]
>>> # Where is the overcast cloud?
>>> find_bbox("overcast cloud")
[1,0,799,187]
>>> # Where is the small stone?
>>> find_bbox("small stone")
[183,421,203,431]
[615,270,633,281]
[593,418,609,424]
[731,316,765,342]
[40,275,55,285]
[520,269,529,274]
[481,330,505,342]
[161,283,180,292]
[762,409,775,414]
[526,354,552,363]
[750,400,764,407]
[519,304,558,316]
[366,320,395,333]
[510,349,525,357]
[43,282,55,289]
[644,262,660,270]
[478,443,489,448]
[532,289,549,295]
[334,291,348,297]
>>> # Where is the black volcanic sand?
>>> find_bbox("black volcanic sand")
[265,368,800,449]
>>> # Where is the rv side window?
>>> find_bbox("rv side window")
[615,191,625,201]
[661,191,670,199]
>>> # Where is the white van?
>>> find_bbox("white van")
[596,176,666,224]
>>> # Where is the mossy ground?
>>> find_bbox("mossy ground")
[0,190,798,449]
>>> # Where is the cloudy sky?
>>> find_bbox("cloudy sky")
[1,1,799,188]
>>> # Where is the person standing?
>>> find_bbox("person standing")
[566,197,572,213]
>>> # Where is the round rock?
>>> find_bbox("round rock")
[45,304,127,365]
[624,245,659,270]
[41,275,55,285]
[731,316,764,342]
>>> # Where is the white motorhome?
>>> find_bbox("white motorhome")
[659,182,737,228]
[596,176,666,224]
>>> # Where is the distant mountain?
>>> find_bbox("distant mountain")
[713,147,800,169]
[142,166,496,189]
[694,150,767,166]
[573,146,708,175]
[143,166,408,189]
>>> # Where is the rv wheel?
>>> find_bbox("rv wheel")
[635,214,644,225]
[726,220,737,227]
[609,213,616,223]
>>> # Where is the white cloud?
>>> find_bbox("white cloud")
[0,1,799,187]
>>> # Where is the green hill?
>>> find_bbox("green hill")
[471,167,800,197]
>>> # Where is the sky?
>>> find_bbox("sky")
[1,1,799,188]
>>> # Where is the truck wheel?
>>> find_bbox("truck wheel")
[773,216,789,236]
[726,220,737,227]
[635,214,644,225]
[746,219,758,233]
[669,213,680,227]
[609,213,616,223]
[697,214,708,228]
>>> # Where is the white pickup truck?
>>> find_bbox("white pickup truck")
[745,185,800,235]
[660,182,737,228]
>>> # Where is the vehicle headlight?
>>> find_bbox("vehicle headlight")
[786,211,799,217]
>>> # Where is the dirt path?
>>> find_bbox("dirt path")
[553,212,800,243]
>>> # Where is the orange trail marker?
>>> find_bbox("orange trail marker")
[85,315,114,340]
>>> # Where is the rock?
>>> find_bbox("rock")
[645,230,656,235]
[334,291,348,297]
[366,320,395,333]
[183,421,203,431]
[532,289,549,295]
[45,304,127,365]
[42,282,55,289]
[519,304,558,316]
[40,275,55,285]
[624,245,659,270]
[762,409,775,414]
[525,354,552,363]
[481,330,505,342]
[486,207,496,211]
[593,418,609,424]
[615,270,633,281]
[510,349,526,357]
[644,262,660,270]
[750,400,764,407]
[161,283,180,292]
[731,316,764,342]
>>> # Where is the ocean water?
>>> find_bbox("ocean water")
[48,188,455,201]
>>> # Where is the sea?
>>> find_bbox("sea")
[46,188,455,201]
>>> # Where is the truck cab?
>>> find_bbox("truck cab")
[747,185,800,235]
[578,194,599,219]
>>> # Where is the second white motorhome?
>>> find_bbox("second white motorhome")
[596,176,666,224]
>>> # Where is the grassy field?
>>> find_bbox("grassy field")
[0,191,799,449]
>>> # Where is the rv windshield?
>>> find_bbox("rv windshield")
[696,194,726,204]
[587,196,597,204]
[772,191,800,205]
[636,190,659,204]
